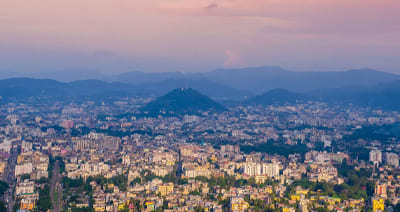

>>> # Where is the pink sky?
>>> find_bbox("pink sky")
[0,0,399,74]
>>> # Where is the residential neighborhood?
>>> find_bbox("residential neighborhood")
[1,98,400,212]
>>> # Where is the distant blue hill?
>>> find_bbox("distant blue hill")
[111,66,400,94]
[245,80,400,111]
[139,78,253,100]
[141,88,226,117]
[0,78,144,100]
[3,66,399,99]
[1,68,400,111]
[246,89,312,106]
[201,67,400,93]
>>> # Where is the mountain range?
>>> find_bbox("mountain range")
[0,66,400,111]
[246,89,312,106]
[199,67,400,93]
[108,67,400,100]
[245,81,400,110]
[0,78,144,101]
[5,66,399,95]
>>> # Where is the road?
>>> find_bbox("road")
[3,142,19,212]
[50,160,63,212]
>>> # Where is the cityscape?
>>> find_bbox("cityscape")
[1,0,400,212]
[0,87,400,212]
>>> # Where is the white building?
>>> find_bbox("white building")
[384,152,399,167]
[184,115,199,123]
[0,139,12,153]
[15,180,35,196]
[244,163,262,176]
[369,149,382,166]
[262,163,280,178]
[122,155,130,166]
[221,145,240,153]
[15,163,33,177]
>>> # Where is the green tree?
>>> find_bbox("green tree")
[0,200,7,212]
[130,177,141,185]
[111,175,128,191]
[0,181,9,196]
[37,185,52,211]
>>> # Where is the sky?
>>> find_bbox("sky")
[0,0,399,76]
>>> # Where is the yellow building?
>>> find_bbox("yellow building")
[94,205,105,212]
[326,197,340,205]
[255,175,268,184]
[230,196,250,212]
[290,194,301,201]
[372,198,384,212]
[20,200,35,210]
[231,200,249,212]
[20,194,37,211]
[145,201,155,211]
[157,183,174,196]
[17,154,26,164]
[106,183,114,190]
[166,160,175,166]
[349,198,364,208]
[0,162,5,173]
[282,207,296,212]
[295,188,309,195]
[265,186,273,194]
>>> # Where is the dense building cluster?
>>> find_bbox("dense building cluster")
[1,98,400,212]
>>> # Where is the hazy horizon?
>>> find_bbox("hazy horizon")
[0,65,398,81]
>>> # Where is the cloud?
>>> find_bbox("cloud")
[155,0,400,34]
[205,3,218,10]
[223,50,243,67]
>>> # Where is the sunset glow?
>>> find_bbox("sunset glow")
[1,0,399,73]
